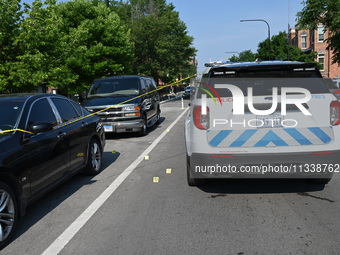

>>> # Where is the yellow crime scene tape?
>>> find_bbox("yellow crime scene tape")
[0,129,34,135]
[0,74,197,135]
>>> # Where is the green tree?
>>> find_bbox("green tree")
[11,0,63,93]
[0,0,23,92]
[257,31,316,62]
[228,50,257,62]
[297,0,340,65]
[52,0,134,93]
[10,0,133,94]
[112,0,196,84]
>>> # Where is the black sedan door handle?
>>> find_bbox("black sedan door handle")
[57,132,66,139]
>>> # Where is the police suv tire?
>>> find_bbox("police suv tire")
[186,154,205,186]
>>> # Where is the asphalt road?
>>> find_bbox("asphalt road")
[2,100,340,255]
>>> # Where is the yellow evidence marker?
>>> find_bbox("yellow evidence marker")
[153,177,160,183]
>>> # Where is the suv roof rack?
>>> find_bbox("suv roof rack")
[204,60,268,67]
[204,60,308,67]
[204,61,232,67]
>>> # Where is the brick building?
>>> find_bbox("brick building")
[290,25,340,79]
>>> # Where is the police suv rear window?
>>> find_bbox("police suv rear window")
[199,65,329,97]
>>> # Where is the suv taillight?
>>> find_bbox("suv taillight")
[330,101,340,125]
[332,90,340,101]
[193,106,209,130]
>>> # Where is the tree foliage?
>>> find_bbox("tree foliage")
[0,0,195,93]
[0,0,23,92]
[228,32,317,64]
[297,0,340,65]
[257,31,317,62]
[228,50,257,62]
[112,0,197,84]
[52,0,134,93]
[6,0,133,94]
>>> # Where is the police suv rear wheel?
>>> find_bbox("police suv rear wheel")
[186,154,205,186]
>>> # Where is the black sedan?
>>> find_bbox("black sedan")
[0,94,105,248]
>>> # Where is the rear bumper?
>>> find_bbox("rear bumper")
[189,150,340,179]
[102,118,144,133]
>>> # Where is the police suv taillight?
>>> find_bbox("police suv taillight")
[332,90,340,101]
[330,101,340,125]
[193,106,209,130]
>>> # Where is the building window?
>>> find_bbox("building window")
[318,26,325,42]
[318,53,325,71]
[301,35,307,49]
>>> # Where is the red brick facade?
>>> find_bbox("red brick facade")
[289,26,340,79]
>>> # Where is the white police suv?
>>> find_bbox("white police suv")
[185,61,340,186]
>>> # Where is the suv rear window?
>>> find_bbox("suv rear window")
[207,66,322,78]
[199,64,329,97]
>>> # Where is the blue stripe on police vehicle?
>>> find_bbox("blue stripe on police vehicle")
[207,127,333,148]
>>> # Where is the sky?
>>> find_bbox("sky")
[166,0,305,73]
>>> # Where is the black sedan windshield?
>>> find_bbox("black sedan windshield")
[0,101,24,131]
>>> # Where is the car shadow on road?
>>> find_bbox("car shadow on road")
[101,151,120,169]
[10,151,120,246]
[198,179,326,194]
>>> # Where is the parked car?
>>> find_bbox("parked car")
[183,86,196,99]
[82,75,161,136]
[185,61,340,186]
[0,94,105,248]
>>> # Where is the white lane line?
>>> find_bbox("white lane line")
[41,107,189,255]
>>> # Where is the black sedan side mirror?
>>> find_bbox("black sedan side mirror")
[29,122,54,134]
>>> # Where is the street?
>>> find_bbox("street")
[2,100,340,255]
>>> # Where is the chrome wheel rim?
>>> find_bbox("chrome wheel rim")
[91,142,102,171]
[0,189,15,242]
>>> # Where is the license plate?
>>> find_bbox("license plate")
[256,114,284,128]
[103,125,113,132]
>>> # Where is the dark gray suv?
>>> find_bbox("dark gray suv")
[82,75,161,135]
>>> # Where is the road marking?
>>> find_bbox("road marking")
[41,107,189,255]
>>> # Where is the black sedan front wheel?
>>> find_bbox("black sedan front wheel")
[83,138,103,175]
[0,181,17,249]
